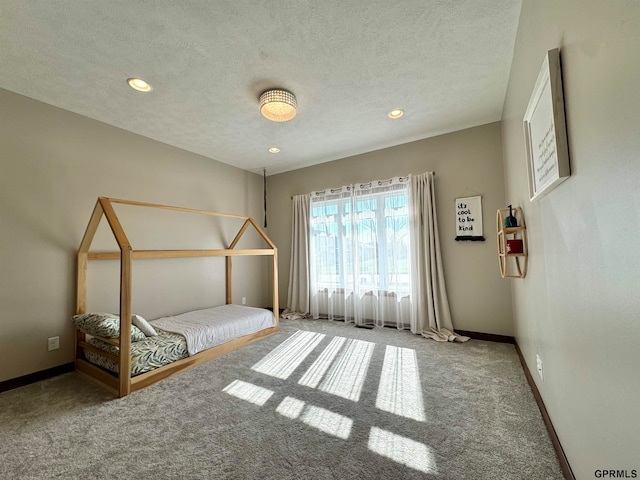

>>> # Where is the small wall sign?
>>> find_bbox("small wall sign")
[455,195,485,241]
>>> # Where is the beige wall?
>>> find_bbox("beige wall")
[268,122,513,336]
[501,1,640,476]
[0,89,270,382]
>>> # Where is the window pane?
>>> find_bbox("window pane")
[310,186,410,296]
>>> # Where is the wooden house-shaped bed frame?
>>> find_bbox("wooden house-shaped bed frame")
[75,197,279,397]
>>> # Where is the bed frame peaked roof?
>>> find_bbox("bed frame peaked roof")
[75,197,278,397]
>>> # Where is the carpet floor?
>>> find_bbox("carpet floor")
[0,318,563,479]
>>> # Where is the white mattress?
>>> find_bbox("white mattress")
[150,304,276,356]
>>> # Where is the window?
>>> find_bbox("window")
[309,180,410,324]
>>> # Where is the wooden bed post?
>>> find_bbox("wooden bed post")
[119,249,133,397]
[272,248,279,325]
[244,218,280,323]
[225,257,232,304]
[76,200,105,315]
[76,252,88,359]
[226,219,251,305]
[76,200,105,365]
[76,252,89,316]
[99,197,134,397]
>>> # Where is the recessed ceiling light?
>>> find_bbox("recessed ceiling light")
[388,109,404,119]
[268,147,280,153]
[127,77,152,92]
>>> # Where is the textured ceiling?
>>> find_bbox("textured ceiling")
[0,1,522,175]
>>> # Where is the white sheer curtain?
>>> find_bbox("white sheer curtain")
[285,171,467,342]
[309,177,411,328]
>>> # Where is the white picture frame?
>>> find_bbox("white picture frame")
[523,48,571,201]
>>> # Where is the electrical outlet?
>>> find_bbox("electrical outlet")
[241,296,247,305]
[48,336,60,351]
[536,353,544,381]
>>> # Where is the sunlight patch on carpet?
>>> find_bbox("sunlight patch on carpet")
[303,405,353,439]
[252,330,325,379]
[223,380,274,406]
[276,396,306,419]
[299,336,374,401]
[376,345,426,421]
[276,396,353,440]
[368,427,437,474]
[298,336,347,388]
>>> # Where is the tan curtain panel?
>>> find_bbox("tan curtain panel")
[410,172,469,342]
[283,194,311,318]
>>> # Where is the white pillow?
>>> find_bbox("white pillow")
[132,314,158,337]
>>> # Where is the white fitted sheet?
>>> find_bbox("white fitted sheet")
[150,304,276,356]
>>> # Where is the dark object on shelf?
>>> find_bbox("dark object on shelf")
[504,205,518,228]
[506,239,524,254]
[455,236,486,242]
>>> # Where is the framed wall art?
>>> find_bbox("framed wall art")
[455,195,484,241]
[523,48,571,201]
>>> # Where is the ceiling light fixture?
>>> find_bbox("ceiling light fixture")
[127,77,152,92]
[268,147,280,153]
[260,89,297,122]
[388,109,404,119]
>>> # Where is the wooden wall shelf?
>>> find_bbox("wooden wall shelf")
[497,207,528,278]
